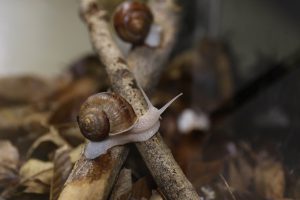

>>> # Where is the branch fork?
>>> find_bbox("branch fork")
[59,0,199,199]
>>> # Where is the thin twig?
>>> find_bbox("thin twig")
[219,174,237,200]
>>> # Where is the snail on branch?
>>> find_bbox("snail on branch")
[78,88,182,159]
[113,1,161,48]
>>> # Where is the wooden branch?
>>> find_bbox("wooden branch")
[58,147,128,200]
[59,0,199,199]
[135,134,199,200]
[127,0,179,92]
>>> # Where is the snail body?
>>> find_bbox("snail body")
[78,88,182,159]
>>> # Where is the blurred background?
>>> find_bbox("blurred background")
[0,0,92,76]
[0,0,299,77]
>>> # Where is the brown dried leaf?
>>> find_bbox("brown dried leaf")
[56,124,84,147]
[227,155,254,192]
[19,159,53,194]
[26,127,70,160]
[173,134,206,173]
[0,76,55,106]
[254,152,285,199]
[48,96,86,125]
[186,159,223,190]
[131,177,153,200]
[49,78,99,124]
[149,190,163,200]
[0,140,19,187]
[50,146,72,200]
[110,168,132,200]
[67,55,107,80]
[69,144,83,163]
[0,105,50,131]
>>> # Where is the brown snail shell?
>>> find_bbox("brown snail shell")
[113,1,153,45]
[77,92,137,141]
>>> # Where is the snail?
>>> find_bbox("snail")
[78,88,182,159]
[113,1,161,47]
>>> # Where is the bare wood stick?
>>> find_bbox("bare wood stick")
[59,0,199,199]
[136,134,199,199]
[59,147,128,200]
[127,0,179,92]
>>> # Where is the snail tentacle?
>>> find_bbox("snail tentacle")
[139,85,153,108]
[159,93,183,115]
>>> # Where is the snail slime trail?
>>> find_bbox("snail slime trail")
[78,88,183,159]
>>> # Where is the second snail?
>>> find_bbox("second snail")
[78,87,182,159]
[113,1,161,47]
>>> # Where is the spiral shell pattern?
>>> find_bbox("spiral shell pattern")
[78,92,137,141]
[114,1,153,45]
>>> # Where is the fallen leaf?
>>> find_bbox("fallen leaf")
[131,177,153,200]
[67,54,107,81]
[0,76,54,106]
[50,146,72,200]
[0,140,19,187]
[56,124,84,147]
[227,155,254,192]
[110,168,132,200]
[49,78,99,117]
[48,96,87,125]
[0,105,50,131]
[69,144,83,163]
[149,190,163,200]
[19,159,53,194]
[254,151,285,199]
[26,127,70,160]
[187,159,223,190]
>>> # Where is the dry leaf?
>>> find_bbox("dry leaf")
[48,96,86,125]
[131,177,153,200]
[110,168,132,200]
[67,55,106,79]
[187,159,223,189]
[0,76,54,106]
[50,146,72,200]
[0,140,19,187]
[26,127,70,160]
[19,159,53,194]
[49,78,99,112]
[56,124,84,147]
[254,152,285,199]
[0,105,50,131]
[69,144,83,163]
[149,190,163,200]
[227,155,254,192]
